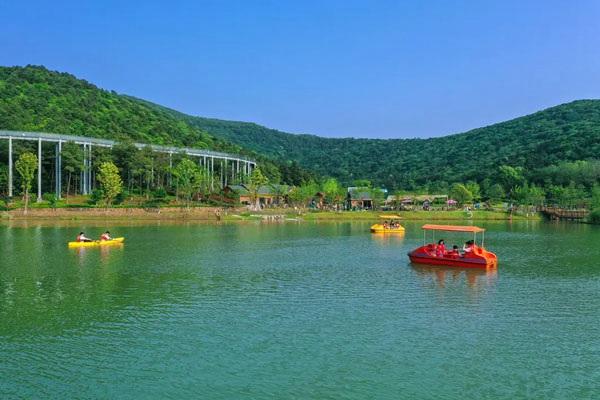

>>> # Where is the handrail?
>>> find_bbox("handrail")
[0,130,255,163]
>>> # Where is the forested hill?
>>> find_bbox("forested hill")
[164,100,600,190]
[0,65,244,154]
[1,65,599,191]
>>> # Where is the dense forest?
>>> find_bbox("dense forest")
[1,65,599,212]
[0,65,314,185]
[164,100,600,191]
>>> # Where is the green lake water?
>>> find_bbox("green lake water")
[1,220,599,399]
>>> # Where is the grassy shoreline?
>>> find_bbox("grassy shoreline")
[1,207,540,223]
[290,210,538,221]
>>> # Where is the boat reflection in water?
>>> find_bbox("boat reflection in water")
[72,242,124,264]
[370,231,405,246]
[410,263,497,291]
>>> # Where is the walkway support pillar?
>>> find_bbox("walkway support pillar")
[168,152,172,187]
[81,143,87,195]
[221,160,224,189]
[231,160,235,183]
[81,143,92,195]
[88,143,93,194]
[8,137,13,198]
[55,141,62,199]
[88,143,92,192]
[37,138,42,202]
[210,157,214,191]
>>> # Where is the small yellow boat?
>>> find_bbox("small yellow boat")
[68,237,125,248]
[370,215,405,233]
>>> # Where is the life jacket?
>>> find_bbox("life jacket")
[100,234,110,241]
[77,235,84,242]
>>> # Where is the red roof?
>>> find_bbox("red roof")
[421,224,485,233]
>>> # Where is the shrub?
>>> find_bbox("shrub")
[89,189,104,205]
[42,193,58,209]
[152,188,168,203]
[589,209,600,224]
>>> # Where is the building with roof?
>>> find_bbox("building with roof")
[224,184,291,206]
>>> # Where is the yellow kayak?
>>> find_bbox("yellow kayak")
[370,224,405,233]
[68,237,125,247]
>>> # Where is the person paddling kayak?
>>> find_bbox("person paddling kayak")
[100,231,112,241]
[76,232,93,242]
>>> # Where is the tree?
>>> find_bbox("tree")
[97,161,123,207]
[61,142,83,199]
[592,185,600,210]
[369,187,386,209]
[322,178,343,206]
[498,165,525,194]
[15,152,38,214]
[485,183,505,203]
[0,165,8,196]
[247,167,269,209]
[512,183,544,205]
[172,158,203,208]
[449,183,473,205]
[465,181,481,201]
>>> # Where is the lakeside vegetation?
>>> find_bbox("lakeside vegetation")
[1,65,599,222]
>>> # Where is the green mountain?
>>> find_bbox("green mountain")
[167,101,600,190]
[1,65,599,193]
[0,65,243,153]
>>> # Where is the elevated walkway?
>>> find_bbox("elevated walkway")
[1,130,256,200]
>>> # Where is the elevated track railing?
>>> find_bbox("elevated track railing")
[1,130,256,201]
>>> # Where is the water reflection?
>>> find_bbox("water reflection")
[70,243,124,264]
[370,232,405,246]
[411,263,497,291]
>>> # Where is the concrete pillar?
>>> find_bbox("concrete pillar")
[37,138,42,202]
[88,143,92,192]
[210,157,214,191]
[81,143,92,195]
[168,152,173,187]
[8,137,12,197]
[55,141,62,199]
[81,143,87,195]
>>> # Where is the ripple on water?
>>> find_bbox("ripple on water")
[1,221,600,399]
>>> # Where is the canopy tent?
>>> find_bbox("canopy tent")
[421,224,486,246]
[421,224,485,233]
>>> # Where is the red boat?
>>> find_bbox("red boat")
[408,224,498,269]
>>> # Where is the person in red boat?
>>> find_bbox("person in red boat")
[76,232,92,242]
[436,239,446,257]
[99,231,112,241]
[448,245,460,257]
[463,240,475,255]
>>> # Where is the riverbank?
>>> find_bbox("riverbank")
[1,207,540,222]
[288,210,540,221]
[1,207,229,221]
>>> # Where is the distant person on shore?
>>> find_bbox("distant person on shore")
[76,232,93,242]
[436,239,446,257]
[99,231,112,241]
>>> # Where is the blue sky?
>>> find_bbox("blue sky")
[1,0,599,138]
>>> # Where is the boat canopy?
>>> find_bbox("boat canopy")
[421,224,485,233]
[379,215,401,219]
